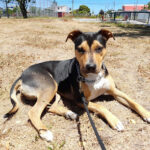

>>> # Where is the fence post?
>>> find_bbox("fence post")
[114,12,116,21]
[133,12,136,20]
[148,13,150,24]
[5,0,9,18]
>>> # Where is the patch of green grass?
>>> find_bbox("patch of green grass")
[35,135,40,141]
[48,141,66,150]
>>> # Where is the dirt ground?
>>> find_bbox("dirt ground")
[0,18,150,150]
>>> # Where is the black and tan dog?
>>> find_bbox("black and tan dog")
[4,29,150,141]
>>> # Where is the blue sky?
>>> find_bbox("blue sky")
[56,0,150,14]
[0,0,150,14]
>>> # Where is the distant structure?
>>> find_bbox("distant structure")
[0,0,71,17]
[44,0,58,16]
[51,0,58,12]
[44,0,71,17]
[57,6,71,17]
[122,4,148,11]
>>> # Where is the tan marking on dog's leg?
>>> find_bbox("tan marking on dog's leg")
[28,84,57,141]
[110,88,150,123]
[78,102,124,131]
[48,93,77,120]
[107,75,150,123]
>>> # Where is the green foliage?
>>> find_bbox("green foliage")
[47,141,66,150]
[0,10,2,16]
[78,5,90,14]
[8,8,13,15]
[13,6,21,13]
[73,5,90,16]
[99,9,104,15]
[148,2,150,9]
[15,0,35,18]
[106,9,113,14]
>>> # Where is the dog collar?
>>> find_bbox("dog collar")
[77,75,97,83]
[76,63,102,83]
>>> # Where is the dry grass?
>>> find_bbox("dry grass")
[0,18,150,150]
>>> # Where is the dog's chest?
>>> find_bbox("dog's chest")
[85,75,110,101]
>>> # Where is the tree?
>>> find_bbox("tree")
[16,0,33,18]
[78,5,90,15]
[106,9,113,14]
[0,9,2,18]
[15,0,35,18]
[0,0,34,18]
[148,2,150,9]
[99,9,104,21]
[99,9,104,16]
[0,0,12,18]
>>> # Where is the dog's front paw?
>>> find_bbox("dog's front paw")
[65,111,78,120]
[39,130,53,142]
[143,112,150,123]
[108,116,124,132]
[114,121,124,131]
[144,118,150,123]
[140,110,150,123]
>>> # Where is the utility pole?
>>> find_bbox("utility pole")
[136,0,138,10]
[114,0,115,11]
[72,0,74,16]
[3,0,9,18]
[6,0,9,18]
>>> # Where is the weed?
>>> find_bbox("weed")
[48,141,66,150]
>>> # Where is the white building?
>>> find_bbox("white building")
[57,6,71,13]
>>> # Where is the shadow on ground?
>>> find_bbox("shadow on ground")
[114,24,150,37]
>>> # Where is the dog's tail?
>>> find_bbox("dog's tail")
[4,76,22,118]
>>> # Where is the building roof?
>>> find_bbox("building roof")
[122,4,148,11]
[123,4,146,6]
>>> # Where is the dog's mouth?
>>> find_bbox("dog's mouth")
[80,68,98,75]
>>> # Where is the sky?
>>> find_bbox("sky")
[56,0,150,13]
[0,0,150,14]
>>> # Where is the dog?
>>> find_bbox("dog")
[4,29,150,142]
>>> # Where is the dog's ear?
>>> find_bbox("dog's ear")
[98,29,115,41]
[66,30,82,42]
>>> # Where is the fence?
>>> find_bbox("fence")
[109,11,150,24]
[0,0,59,18]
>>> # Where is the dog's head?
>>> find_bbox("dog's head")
[66,29,115,76]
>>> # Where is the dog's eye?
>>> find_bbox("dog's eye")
[95,47,103,53]
[78,48,85,53]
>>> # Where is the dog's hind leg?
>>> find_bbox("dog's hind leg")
[28,84,57,142]
[48,94,77,120]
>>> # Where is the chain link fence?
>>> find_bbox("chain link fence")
[0,0,59,18]
[109,11,150,25]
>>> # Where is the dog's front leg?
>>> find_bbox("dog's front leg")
[48,93,77,120]
[109,88,150,123]
[78,102,124,131]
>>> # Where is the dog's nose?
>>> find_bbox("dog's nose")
[86,63,96,72]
